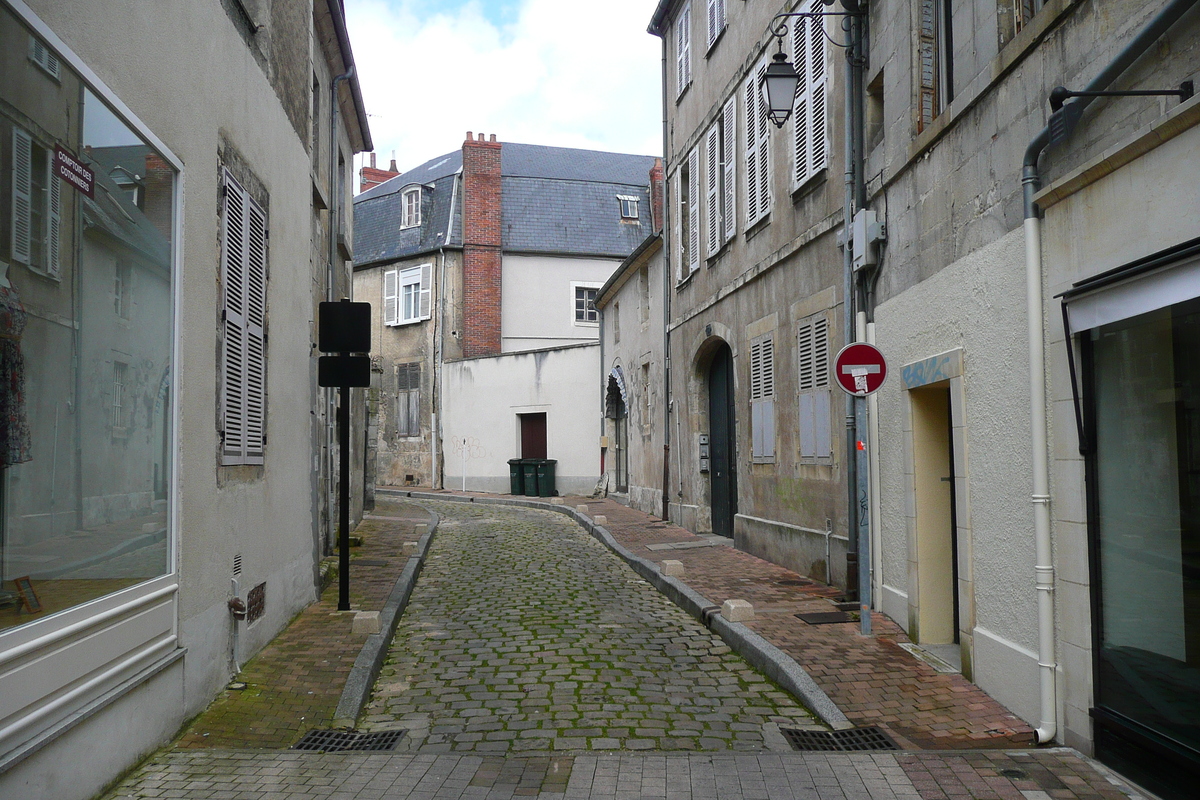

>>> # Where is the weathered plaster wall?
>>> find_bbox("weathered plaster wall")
[501,254,618,352]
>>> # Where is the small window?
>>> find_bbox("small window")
[575,286,598,324]
[675,2,692,98]
[401,187,421,228]
[618,195,639,219]
[396,362,420,437]
[113,361,129,431]
[384,263,432,326]
[29,36,60,80]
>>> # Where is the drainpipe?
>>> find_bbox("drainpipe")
[841,1,859,601]
[658,30,673,523]
[1020,0,1197,745]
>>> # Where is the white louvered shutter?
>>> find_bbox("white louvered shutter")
[810,9,828,175]
[418,263,432,320]
[383,269,399,325]
[706,0,725,49]
[744,76,759,226]
[705,124,721,257]
[221,172,247,464]
[687,147,700,274]
[792,17,810,189]
[47,158,61,278]
[673,171,684,281]
[676,3,692,97]
[754,61,771,220]
[792,7,828,189]
[11,128,31,265]
[722,99,737,242]
[244,194,267,464]
[745,62,771,227]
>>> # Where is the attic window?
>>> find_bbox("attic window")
[618,195,639,220]
[401,187,421,229]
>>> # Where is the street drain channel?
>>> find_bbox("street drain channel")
[292,729,405,752]
[780,726,899,752]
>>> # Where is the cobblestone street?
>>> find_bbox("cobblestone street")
[360,500,815,753]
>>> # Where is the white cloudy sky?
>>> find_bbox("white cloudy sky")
[345,0,664,183]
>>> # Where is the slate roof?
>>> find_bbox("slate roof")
[353,142,656,268]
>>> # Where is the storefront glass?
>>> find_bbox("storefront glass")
[1090,296,1200,763]
[0,4,174,632]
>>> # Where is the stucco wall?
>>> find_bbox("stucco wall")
[442,344,600,495]
[501,254,619,352]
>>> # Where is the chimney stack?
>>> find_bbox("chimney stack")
[359,151,402,193]
[649,158,665,234]
[461,131,503,357]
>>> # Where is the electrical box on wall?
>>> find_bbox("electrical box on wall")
[699,434,710,473]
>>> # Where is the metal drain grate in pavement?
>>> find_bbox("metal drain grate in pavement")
[780,726,899,752]
[292,729,405,752]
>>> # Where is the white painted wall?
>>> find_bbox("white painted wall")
[442,344,600,495]
[501,254,619,352]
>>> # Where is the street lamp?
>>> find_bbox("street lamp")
[760,50,800,129]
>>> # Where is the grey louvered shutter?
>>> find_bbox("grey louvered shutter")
[47,156,61,278]
[11,127,32,265]
[687,147,700,274]
[705,124,721,257]
[244,194,267,464]
[750,336,775,460]
[220,171,248,464]
[418,263,432,320]
[722,99,736,242]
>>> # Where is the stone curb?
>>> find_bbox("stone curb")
[331,505,440,728]
[390,490,852,731]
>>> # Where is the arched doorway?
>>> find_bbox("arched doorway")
[605,373,628,492]
[708,342,737,537]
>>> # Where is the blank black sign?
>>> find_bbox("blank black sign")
[318,355,371,387]
[318,301,371,353]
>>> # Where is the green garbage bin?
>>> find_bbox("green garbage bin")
[507,459,525,495]
[522,460,539,496]
[536,459,557,497]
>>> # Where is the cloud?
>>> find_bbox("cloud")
[345,0,663,180]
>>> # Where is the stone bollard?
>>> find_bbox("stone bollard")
[414,523,428,535]
[593,515,607,526]
[660,559,684,577]
[402,541,418,556]
[721,599,754,622]
[550,497,565,505]
[352,610,381,635]
[575,504,589,513]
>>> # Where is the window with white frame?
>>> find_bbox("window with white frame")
[743,60,771,228]
[395,362,420,437]
[219,168,268,466]
[574,284,599,324]
[704,99,737,257]
[383,263,432,326]
[750,334,775,461]
[705,0,726,51]
[10,126,61,278]
[675,2,692,98]
[401,187,421,228]
[791,5,829,189]
[797,312,832,462]
[618,195,639,219]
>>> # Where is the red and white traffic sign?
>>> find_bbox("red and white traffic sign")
[834,343,887,396]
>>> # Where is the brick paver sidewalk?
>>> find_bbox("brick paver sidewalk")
[565,495,1034,750]
[173,498,429,750]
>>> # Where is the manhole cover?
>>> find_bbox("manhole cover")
[293,729,405,752]
[355,559,389,567]
[775,579,813,587]
[796,611,852,624]
[780,726,898,752]
[999,768,1027,779]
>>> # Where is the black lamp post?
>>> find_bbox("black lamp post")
[760,50,801,128]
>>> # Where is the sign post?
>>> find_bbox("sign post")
[317,300,371,612]
[834,342,887,636]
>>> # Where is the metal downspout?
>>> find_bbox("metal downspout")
[658,30,673,522]
[841,5,858,601]
[1020,0,1198,745]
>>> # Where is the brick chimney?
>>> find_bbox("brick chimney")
[143,152,174,241]
[461,131,503,357]
[359,150,402,192]
[649,157,664,234]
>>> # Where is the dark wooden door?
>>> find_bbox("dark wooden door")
[708,344,737,538]
[520,413,547,459]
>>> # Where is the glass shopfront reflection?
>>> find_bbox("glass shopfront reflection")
[1088,295,1200,787]
[0,4,173,631]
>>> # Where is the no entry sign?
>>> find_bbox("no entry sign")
[834,343,887,396]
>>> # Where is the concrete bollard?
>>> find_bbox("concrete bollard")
[660,559,684,577]
[402,541,418,556]
[352,610,381,635]
[593,515,607,526]
[575,504,589,513]
[721,599,754,622]
[550,497,565,505]
[414,523,428,535]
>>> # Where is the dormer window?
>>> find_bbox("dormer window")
[401,187,421,228]
[618,195,639,220]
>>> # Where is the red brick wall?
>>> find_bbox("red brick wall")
[649,157,664,234]
[359,166,401,192]
[461,132,502,357]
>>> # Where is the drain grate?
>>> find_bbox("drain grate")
[775,579,813,587]
[780,726,898,752]
[293,729,405,752]
[795,611,852,624]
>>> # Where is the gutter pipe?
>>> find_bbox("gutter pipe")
[657,26,673,522]
[1020,0,1198,745]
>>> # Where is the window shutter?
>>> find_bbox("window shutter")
[418,263,432,320]
[750,336,775,460]
[676,3,692,97]
[744,75,759,226]
[244,195,267,464]
[673,170,684,281]
[810,9,828,174]
[705,124,721,257]
[918,0,938,132]
[792,17,810,189]
[812,317,829,387]
[706,0,725,49]
[687,147,700,274]
[792,9,828,189]
[47,157,61,278]
[722,99,736,242]
[745,61,771,226]
[383,269,399,325]
[220,172,247,464]
[755,62,771,220]
[814,389,831,457]
[10,127,31,265]
[798,315,831,460]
